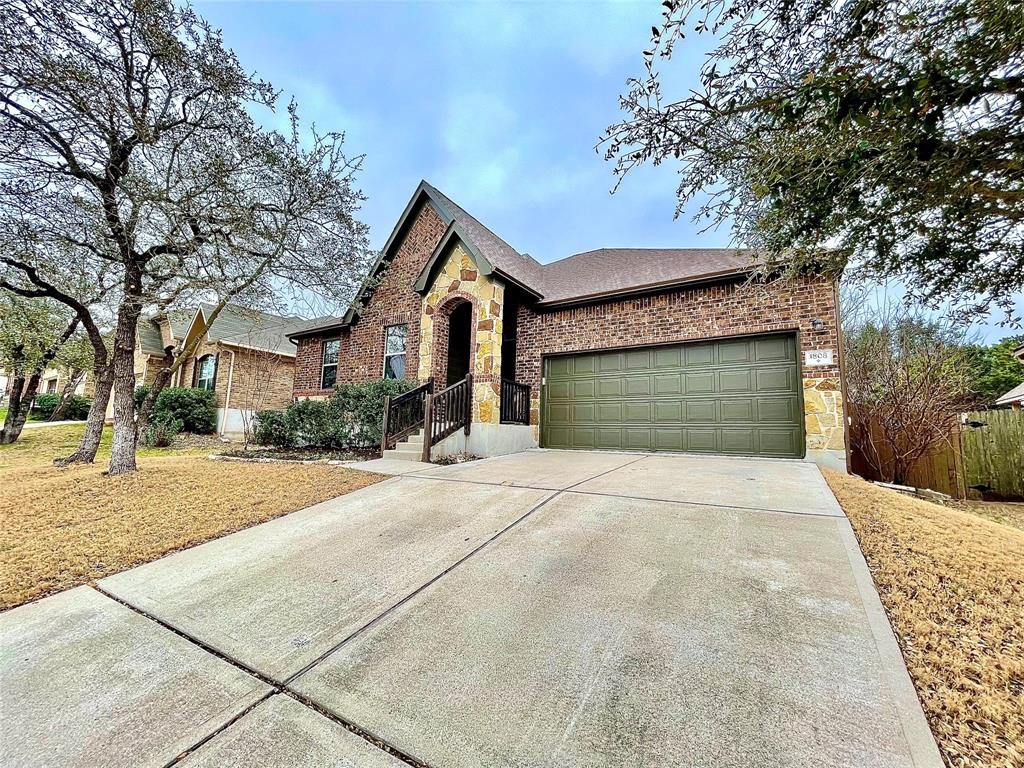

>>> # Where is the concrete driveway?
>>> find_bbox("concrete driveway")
[1,450,942,768]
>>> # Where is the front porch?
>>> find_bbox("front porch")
[382,241,536,462]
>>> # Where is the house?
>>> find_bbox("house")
[289,181,847,469]
[136,303,300,436]
[995,343,1024,409]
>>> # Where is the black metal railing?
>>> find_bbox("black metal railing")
[499,379,531,425]
[422,374,472,461]
[381,378,433,452]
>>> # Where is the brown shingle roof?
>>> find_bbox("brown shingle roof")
[534,248,758,306]
[421,182,546,293]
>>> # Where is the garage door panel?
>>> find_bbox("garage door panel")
[757,397,798,423]
[755,335,793,362]
[719,369,754,392]
[759,428,802,456]
[684,399,717,423]
[549,357,572,377]
[624,429,651,450]
[623,402,651,423]
[625,349,651,369]
[548,381,571,401]
[756,367,794,392]
[719,399,754,423]
[572,403,596,424]
[684,372,715,394]
[596,402,621,422]
[653,401,682,423]
[653,347,681,368]
[721,429,757,454]
[685,429,717,452]
[547,403,571,424]
[684,344,714,367]
[653,428,684,451]
[653,374,682,395]
[718,339,753,364]
[543,334,803,458]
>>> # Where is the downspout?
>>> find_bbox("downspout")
[219,350,236,436]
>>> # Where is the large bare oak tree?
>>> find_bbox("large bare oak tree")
[0,0,371,474]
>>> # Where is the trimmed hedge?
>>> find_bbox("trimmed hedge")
[253,379,413,450]
[32,393,92,420]
[134,386,218,434]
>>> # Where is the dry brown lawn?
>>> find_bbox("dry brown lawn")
[824,470,1024,768]
[0,425,384,610]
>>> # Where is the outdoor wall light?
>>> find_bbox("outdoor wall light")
[810,318,825,331]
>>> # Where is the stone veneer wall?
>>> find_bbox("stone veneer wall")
[418,243,505,425]
[515,276,846,458]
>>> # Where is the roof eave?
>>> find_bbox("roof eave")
[532,268,754,309]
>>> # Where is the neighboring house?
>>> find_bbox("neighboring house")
[38,368,88,397]
[289,181,847,468]
[994,343,1024,409]
[136,304,300,436]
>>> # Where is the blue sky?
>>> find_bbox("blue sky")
[195,0,1020,341]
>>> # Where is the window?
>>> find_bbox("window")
[45,378,58,393]
[321,338,339,389]
[383,324,407,379]
[195,354,217,391]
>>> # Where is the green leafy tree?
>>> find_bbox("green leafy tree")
[965,336,1024,406]
[0,296,79,443]
[604,0,1023,320]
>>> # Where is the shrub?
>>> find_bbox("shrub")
[252,379,416,451]
[253,410,295,449]
[32,393,60,419]
[331,379,414,447]
[140,415,182,448]
[133,385,150,410]
[152,387,217,434]
[286,398,348,449]
[64,395,92,420]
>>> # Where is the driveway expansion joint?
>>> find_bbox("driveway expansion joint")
[92,585,439,768]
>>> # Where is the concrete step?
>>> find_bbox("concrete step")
[383,447,425,462]
[402,432,424,446]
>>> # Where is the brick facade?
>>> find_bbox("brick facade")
[292,200,447,398]
[514,276,844,450]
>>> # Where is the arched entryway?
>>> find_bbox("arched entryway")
[430,295,476,388]
[446,302,472,385]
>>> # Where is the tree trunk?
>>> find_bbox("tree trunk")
[107,282,144,476]
[49,369,84,421]
[57,363,112,465]
[0,370,40,444]
[136,348,175,436]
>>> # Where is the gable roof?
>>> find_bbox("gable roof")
[189,303,303,356]
[289,181,767,340]
[996,381,1024,406]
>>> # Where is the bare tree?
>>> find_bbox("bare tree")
[843,284,976,484]
[0,0,371,474]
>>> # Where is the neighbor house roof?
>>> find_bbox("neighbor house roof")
[137,319,166,356]
[289,181,763,341]
[996,381,1024,406]
[189,303,303,357]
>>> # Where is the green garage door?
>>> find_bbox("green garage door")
[542,334,804,458]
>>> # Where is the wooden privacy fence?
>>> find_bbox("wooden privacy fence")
[961,409,1024,500]
[849,406,1024,500]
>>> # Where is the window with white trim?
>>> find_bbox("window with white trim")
[321,338,339,389]
[383,324,407,380]
[195,354,216,391]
